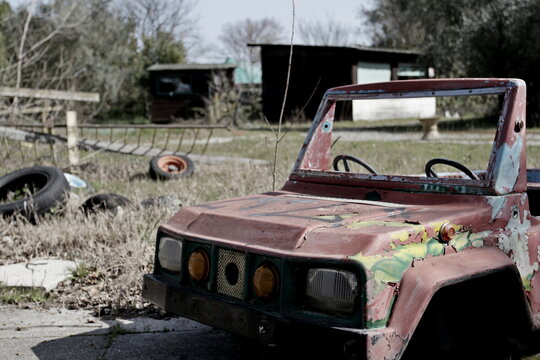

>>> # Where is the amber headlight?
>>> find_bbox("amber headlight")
[253,264,279,298]
[157,237,183,272]
[188,249,210,282]
[306,268,358,313]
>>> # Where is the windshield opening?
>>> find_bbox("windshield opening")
[298,91,505,183]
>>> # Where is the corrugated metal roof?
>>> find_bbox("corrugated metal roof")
[147,63,237,71]
[247,43,421,56]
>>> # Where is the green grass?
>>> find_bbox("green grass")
[71,261,89,280]
[0,285,48,304]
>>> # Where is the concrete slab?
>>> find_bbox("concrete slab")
[0,306,270,360]
[0,307,109,338]
[104,330,262,360]
[112,316,209,333]
[4,335,107,360]
[0,259,78,291]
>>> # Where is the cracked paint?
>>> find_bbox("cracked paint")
[492,134,523,194]
[486,196,507,222]
[498,209,538,289]
[449,231,487,251]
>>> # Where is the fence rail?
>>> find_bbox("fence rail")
[1,122,228,156]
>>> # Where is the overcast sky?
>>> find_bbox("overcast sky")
[194,0,371,62]
[8,0,371,62]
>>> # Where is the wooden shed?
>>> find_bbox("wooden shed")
[249,44,429,121]
[147,63,236,123]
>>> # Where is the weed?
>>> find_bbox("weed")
[98,323,130,359]
[71,261,89,280]
[0,285,48,304]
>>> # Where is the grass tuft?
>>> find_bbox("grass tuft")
[0,285,48,304]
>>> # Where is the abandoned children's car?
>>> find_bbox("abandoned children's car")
[143,79,540,359]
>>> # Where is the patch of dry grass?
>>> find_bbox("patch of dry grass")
[0,140,290,315]
[2,127,540,316]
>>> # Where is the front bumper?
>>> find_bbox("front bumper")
[143,274,370,352]
[143,274,282,344]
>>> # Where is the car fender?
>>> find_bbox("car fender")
[366,246,531,359]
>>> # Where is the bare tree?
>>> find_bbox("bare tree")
[297,14,353,46]
[0,0,142,121]
[123,0,200,59]
[220,18,285,66]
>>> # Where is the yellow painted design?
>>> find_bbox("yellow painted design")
[346,219,460,246]
[351,224,480,285]
[523,274,533,292]
[390,230,410,243]
[350,237,445,283]
[449,231,484,251]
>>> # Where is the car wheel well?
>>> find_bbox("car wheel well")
[402,268,531,359]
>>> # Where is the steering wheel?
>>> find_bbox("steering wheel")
[425,158,479,180]
[332,155,378,175]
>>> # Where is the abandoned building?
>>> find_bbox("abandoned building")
[249,44,433,121]
[147,63,236,123]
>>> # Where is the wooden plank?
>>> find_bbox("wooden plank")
[0,105,63,115]
[0,87,99,102]
[0,123,228,130]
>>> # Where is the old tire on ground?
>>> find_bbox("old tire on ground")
[149,154,194,180]
[0,166,69,219]
[81,193,132,215]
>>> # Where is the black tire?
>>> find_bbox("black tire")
[81,193,132,214]
[149,154,194,180]
[0,166,69,219]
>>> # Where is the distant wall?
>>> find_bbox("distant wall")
[352,97,437,121]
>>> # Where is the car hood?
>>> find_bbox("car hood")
[161,191,492,259]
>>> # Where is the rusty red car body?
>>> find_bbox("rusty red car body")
[143,78,540,359]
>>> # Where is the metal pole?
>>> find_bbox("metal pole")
[137,128,143,146]
[176,130,185,153]
[201,128,213,155]
[188,128,200,154]
[150,128,157,148]
[163,128,171,151]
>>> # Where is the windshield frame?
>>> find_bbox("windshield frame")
[289,79,526,196]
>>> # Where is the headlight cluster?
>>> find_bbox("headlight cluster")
[158,237,183,272]
[157,236,358,313]
[306,268,358,313]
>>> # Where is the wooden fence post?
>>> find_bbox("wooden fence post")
[66,110,79,166]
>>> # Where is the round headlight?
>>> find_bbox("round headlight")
[188,249,210,282]
[253,264,279,298]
